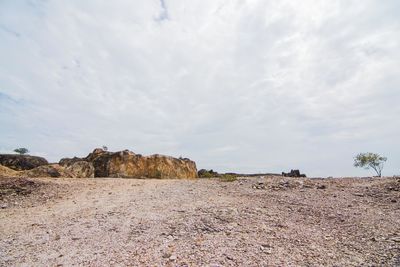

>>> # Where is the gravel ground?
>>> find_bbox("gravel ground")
[0,176,399,266]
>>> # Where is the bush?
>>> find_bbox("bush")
[198,169,219,178]
[219,174,237,182]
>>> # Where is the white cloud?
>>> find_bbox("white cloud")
[0,0,399,176]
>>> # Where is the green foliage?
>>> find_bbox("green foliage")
[14,148,29,155]
[354,152,387,177]
[154,170,162,178]
[198,169,219,178]
[219,174,237,182]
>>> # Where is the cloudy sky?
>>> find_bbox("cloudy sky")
[0,0,399,177]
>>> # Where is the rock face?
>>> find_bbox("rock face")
[65,161,95,178]
[0,162,94,179]
[60,148,198,179]
[0,154,48,171]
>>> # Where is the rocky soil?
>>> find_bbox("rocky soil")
[0,176,399,266]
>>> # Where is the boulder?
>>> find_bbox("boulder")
[60,148,198,179]
[0,154,48,171]
[65,161,95,178]
[23,165,62,178]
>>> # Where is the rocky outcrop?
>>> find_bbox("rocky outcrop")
[60,148,198,179]
[282,169,306,178]
[0,162,94,179]
[1,148,197,179]
[0,154,48,171]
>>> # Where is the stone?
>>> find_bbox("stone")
[65,161,95,178]
[0,154,48,171]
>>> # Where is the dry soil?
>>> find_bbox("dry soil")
[0,176,399,266]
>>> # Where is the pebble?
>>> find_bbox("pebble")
[169,255,177,261]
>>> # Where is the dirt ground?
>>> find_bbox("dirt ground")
[0,176,399,266]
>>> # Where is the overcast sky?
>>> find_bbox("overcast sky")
[1,0,399,177]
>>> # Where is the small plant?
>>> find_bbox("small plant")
[14,148,29,155]
[354,152,387,177]
[154,170,162,179]
[219,174,237,182]
[198,169,219,178]
[102,146,108,151]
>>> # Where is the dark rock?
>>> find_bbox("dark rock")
[282,169,306,178]
[0,154,48,171]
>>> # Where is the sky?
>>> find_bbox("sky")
[0,0,399,177]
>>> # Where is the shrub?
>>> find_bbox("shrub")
[354,152,387,177]
[219,174,237,182]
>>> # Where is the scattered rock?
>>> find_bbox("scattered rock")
[252,182,266,189]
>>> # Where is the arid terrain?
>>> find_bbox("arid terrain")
[0,176,399,266]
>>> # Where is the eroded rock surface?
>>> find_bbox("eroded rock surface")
[61,148,198,179]
[64,161,95,178]
[0,163,94,178]
[0,154,48,171]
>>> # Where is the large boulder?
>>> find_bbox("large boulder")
[64,161,95,178]
[23,165,62,178]
[0,154,48,171]
[60,148,198,179]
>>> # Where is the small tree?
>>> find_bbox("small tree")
[14,148,29,155]
[354,152,387,177]
[102,145,108,151]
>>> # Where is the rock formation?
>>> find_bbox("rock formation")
[0,148,197,179]
[0,162,94,178]
[282,169,306,178]
[60,148,198,179]
[0,154,48,171]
